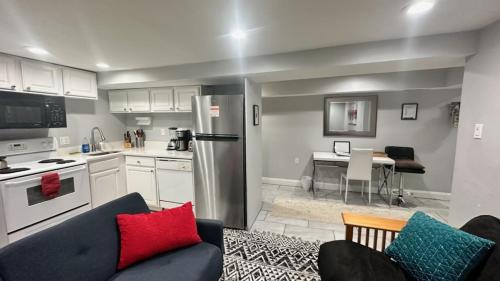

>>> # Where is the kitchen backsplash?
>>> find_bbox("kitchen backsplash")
[125,113,193,142]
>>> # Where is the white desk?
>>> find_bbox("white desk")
[312,152,395,205]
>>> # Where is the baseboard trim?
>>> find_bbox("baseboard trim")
[262,177,451,200]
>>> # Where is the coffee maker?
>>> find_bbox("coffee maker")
[167,127,177,150]
[175,128,191,151]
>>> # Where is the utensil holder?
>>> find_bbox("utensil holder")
[136,137,145,148]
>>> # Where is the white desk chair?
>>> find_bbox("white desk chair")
[340,149,373,204]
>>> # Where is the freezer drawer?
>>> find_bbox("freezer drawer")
[192,138,245,229]
[156,159,194,205]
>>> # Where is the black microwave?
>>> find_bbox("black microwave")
[0,91,66,129]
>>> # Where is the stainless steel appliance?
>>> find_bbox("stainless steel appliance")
[0,91,66,129]
[192,95,246,229]
[167,127,178,150]
[0,138,90,247]
[175,128,191,151]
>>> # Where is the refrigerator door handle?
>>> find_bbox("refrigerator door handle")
[194,133,240,141]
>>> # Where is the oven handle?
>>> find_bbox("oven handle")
[5,166,86,186]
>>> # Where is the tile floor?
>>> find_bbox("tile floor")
[251,184,450,243]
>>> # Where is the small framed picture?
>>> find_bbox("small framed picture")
[401,103,418,120]
[253,105,260,126]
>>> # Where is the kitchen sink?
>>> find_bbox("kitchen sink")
[88,151,121,156]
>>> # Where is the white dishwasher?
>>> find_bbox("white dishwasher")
[156,158,194,209]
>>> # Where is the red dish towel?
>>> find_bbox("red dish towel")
[41,172,61,198]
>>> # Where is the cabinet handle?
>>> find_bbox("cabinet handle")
[123,108,127,111]
[66,91,71,94]
[10,85,16,90]
[26,86,31,91]
[137,161,141,164]
[150,169,154,173]
[170,107,174,110]
[129,108,133,112]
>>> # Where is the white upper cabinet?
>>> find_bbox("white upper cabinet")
[174,86,200,112]
[0,55,21,91]
[109,89,150,113]
[21,60,62,95]
[127,89,150,112]
[150,87,174,112]
[62,68,98,99]
[109,90,128,112]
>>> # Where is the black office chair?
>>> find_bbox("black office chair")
[384,146,425,205]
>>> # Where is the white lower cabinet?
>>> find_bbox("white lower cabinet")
[125,156,158,206]
[88,156,127,208]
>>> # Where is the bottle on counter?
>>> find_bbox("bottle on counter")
[82,137,90,153]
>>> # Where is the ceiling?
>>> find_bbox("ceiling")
[1,0,499,72]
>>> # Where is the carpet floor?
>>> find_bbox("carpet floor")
[222,229,321,281]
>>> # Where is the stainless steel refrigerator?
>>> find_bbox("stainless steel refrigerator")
[192,95,246,229]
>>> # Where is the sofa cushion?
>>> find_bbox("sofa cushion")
[460,215,500,281]
[116,202,201,269]
[318,240,411,281]
[109,242,223,281]
[385,212,495,281]
[0,193,150,281]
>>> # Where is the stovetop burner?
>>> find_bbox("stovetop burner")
[38,159,77,165]
[0,167,31,174]
[57,160,76,164]
[38,159,64,163]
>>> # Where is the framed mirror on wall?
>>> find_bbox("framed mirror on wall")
[324,95,378,137]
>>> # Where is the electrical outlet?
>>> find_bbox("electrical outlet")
[473,124,483,139]
[160,128,166,136]
[59,136,70,145]
[294,157,300,164]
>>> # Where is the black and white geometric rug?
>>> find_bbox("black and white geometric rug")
[222,229,321,281]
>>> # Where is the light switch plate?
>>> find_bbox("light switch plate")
[473,124,483,139]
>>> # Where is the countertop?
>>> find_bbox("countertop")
[65,148,193,163]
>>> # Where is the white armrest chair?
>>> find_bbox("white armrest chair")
[340,149,373,204]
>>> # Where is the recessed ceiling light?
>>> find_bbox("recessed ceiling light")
[25,47,49,55]
[96,63,110,69]
[230,29,247,40]
[405,0,435,15]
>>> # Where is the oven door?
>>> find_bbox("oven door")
[1,164,90,233]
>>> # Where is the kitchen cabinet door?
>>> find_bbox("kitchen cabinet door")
[150,87,174,112]
[174,86,200,112]
[108,90,128,113]
[62,68,97,99]
[0,55,21,91]
[90,168,121,208]
[126,166,158,206]
[127,89,150,112]
[20,60,62,95]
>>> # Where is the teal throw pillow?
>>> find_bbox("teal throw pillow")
[385,211,495,281]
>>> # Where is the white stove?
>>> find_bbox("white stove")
[0,138,91,246]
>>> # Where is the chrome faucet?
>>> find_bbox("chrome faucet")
[90,127,106,152]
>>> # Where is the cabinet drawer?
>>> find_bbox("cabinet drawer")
[156,158,192,171]
[126,156,155,167]
[88,157,121,174]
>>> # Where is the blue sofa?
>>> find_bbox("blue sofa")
[0,193,224,281]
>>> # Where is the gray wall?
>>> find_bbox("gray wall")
[0,91,127,146]
[449,20,500,226]
[125,113,192,142]
[262,89,461,193]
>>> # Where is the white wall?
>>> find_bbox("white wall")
[0,91,127,146]
[125,113,192,142]
[245,78,263,229]
[449,20,500,226]
[262,89,461,193]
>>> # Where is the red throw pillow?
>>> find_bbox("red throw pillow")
[116,202,201,270]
